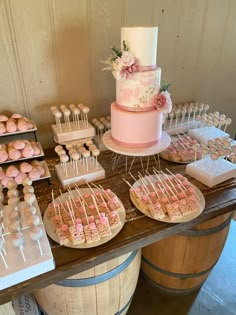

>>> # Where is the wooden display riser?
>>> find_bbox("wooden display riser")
[51,121,95,143]
[55,159,105,188]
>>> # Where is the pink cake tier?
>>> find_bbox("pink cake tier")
[116,68,161,111]
[111,102,163,148]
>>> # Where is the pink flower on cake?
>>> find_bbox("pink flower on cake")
[120,51,135,67]
[151,90,172,114]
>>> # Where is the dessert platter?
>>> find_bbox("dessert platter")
[0,180,55,290]
[43,186,125,248]
[125,170,205,223]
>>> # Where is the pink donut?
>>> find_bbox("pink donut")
[0,167,5,180]
[26,122,34,130]
[1,175,11,187]
[22,145,34,158]
[0,114,8,122]
[20,162,33,173]
[11,113,22,119]
[6,165,19,178]
[8,148,21,160]
[0,149,8,162]
[14,172,27,185]
[28,168,40,180]
[6,119,17,133]
[13,140,26,150]
[31,160,41,167]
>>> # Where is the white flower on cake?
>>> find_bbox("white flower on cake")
[101,41,140,80]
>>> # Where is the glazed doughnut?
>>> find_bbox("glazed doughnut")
[36,165,45,177]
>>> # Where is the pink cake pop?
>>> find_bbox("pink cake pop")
[20,162,33,173]
[0,149,8,162]
[8,148,21,160]
[11,113,22,119]
[6,165,19,178]
[15,172,27,185]
[1,176,11,187]
[31,143,41,156]
[0,114,8,122]
[13,140,26,150]
[0,122,6,134]
[28,168,41,180]
[22,145,34,158]
[6,118,17,133]
[36,165,46,177]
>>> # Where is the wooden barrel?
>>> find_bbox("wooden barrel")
[141,212,232,295]
[34,250,141,315]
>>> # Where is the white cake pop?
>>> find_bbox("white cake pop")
[24,193,36,205]
[98,123,105,138]
[203,104,209,114]
[223,118,232,132]
[60,154,69,176]
[50,106,58,112]
[92,149,100,168]
[82,106,90,127]
[11,232,26,262]
[82,150,90,172]
[29,226,43,255]
[26,215,40,227]
[55,145,63,153]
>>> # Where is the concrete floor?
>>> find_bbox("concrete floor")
[127,220,236,315]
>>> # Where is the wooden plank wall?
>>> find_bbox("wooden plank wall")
[0,0,235,147]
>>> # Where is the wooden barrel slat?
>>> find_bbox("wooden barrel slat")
[141,213,232,295]
[35,250,141,315]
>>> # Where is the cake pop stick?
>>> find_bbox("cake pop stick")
[98,123,105,138]
[192,106,198,121]
[29,226,43,255]
[175,109,180,126]
[60,154,69,176]
[218,119,225,130]
[92,149,100,169]
[82,106,90,127]
[0,239,8,268]
[71,152,80,174]
[223,118,232,132]
[187,107,192,123]
[169,112,174,128]
[11,232,26,262]
[203,104,209,114]
[63,108,71,130]
[181,109,186,124]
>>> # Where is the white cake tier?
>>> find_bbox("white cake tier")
[121,27,158,67]
[111,102,163,148]
[116,68,161,111]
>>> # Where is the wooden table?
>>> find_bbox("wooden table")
[1,149,236,305]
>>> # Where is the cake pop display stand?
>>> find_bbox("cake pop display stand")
[55,159,105,188]
[186,156,236,187]
[51,121,95,144]
[188,126,229,143]
[0,200,55,290]
[102,131,171,173]
[164,119,200,135]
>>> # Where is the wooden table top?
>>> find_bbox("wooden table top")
[1,149,236,304]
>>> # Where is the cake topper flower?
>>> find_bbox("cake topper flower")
[101,41,140,80]
[150,81,172,114]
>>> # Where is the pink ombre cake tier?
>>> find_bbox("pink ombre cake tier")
[111,102,163,148]
[116,68,161,111]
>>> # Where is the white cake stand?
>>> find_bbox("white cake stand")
[102,131,171,172]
